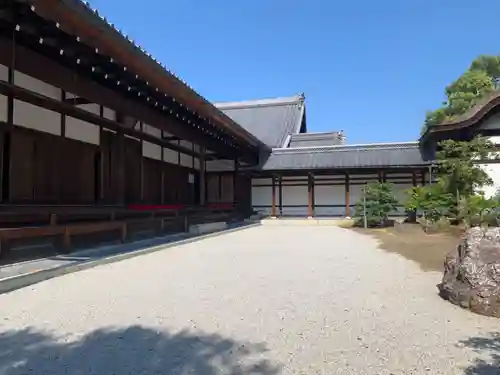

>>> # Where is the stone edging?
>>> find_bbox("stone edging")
[0,222,261,295]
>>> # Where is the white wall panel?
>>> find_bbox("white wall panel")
[0,94,7,122]
[282,185,308,216]
[143,141,162,160]
[144,123,162,138]
[65,117,100,145]
[480,163,500,198]
[77,103,100,116]
[163,148,178,164]
[180,153,193,168]
[14,101,61,135]
[180,140,192,149]
[103,107,115,121]
[15,71,60,99]
[0,64,8,81]
[315,185,346,216]
[252,186,272,215]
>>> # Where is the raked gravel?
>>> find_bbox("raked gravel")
[0,225,498,375]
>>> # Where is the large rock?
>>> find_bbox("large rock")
[438,227,500,317]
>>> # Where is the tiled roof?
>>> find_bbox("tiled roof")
[288,132,345,148]
[32,0,266,150]
[258,142,429,171]
[215,95,306,148]
[422,90,500,140]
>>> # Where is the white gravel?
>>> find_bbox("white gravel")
[0,225,499,375]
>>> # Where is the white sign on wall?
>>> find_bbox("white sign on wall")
[188,173,195,184]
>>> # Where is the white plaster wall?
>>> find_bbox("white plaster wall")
[0,64,8,81]
[0,94,7,122]
[144,123,162,138]
[251,185,272,215]
[480,163,500,198]
[143,141,162,160]
[163,148,178,164]
[180,153,193,168]
[282,185,308,216]
[103,107,115,121]
[77,103,100,116]
[14,100,61,135]
[180,140,192,150]
[315,185,346,216]
[14,71,60,100]
[65,117,100,145]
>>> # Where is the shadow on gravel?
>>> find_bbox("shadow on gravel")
[460,332,500,375]
[0,325,280,375]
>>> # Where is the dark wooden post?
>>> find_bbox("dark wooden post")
[278,175,283,216]
[116,131,125,204]
[412,171,417,187]
[199,147,206,206]
[378,171,383,182]
[308,173,314,218]
[271,175,277,217]
[233,159,238,209]
[139,122,144,202]
[421,170,426,186]
[345,173,350,217]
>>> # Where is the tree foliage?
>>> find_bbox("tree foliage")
[405,137,496,224]
[354,182,399,227]
[422,55,500,133]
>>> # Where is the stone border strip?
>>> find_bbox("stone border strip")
[0,222,261,295]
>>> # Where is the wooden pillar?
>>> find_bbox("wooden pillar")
[116,131,125,204]
[378,171,383,182]
[345,173,350,217]
[421,170,426,186]
[199,147,206,205]
[412,171,417,187]
[1,26,15,202]
[160,135,165,204]
[271,175,277,217]
[233,159,238,209]
[308,173,314,218]
[139,122,144,202]
[278,175,283,216]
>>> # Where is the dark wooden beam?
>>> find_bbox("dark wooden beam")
[0,80,205,159]
[0,36,256,162]
[278,175,283,216]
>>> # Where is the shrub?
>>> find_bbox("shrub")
[354,182,399,227]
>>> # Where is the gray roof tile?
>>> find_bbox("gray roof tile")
[258,142,429,171]
[288,132,346,147]
[215,95,306,148]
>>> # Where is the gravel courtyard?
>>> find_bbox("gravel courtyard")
[0,225,499,374]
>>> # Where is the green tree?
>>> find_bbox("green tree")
[435,137,494,201]
[405,185,454,222]
[405,137,495,224]
[422,55,500,132]
[354,182,399,227]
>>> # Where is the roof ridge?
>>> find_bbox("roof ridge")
[273,141,419,152]
[214,95,305,110]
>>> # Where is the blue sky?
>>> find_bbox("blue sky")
[87,0,498,144]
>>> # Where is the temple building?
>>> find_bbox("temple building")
[0,0,499,259]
